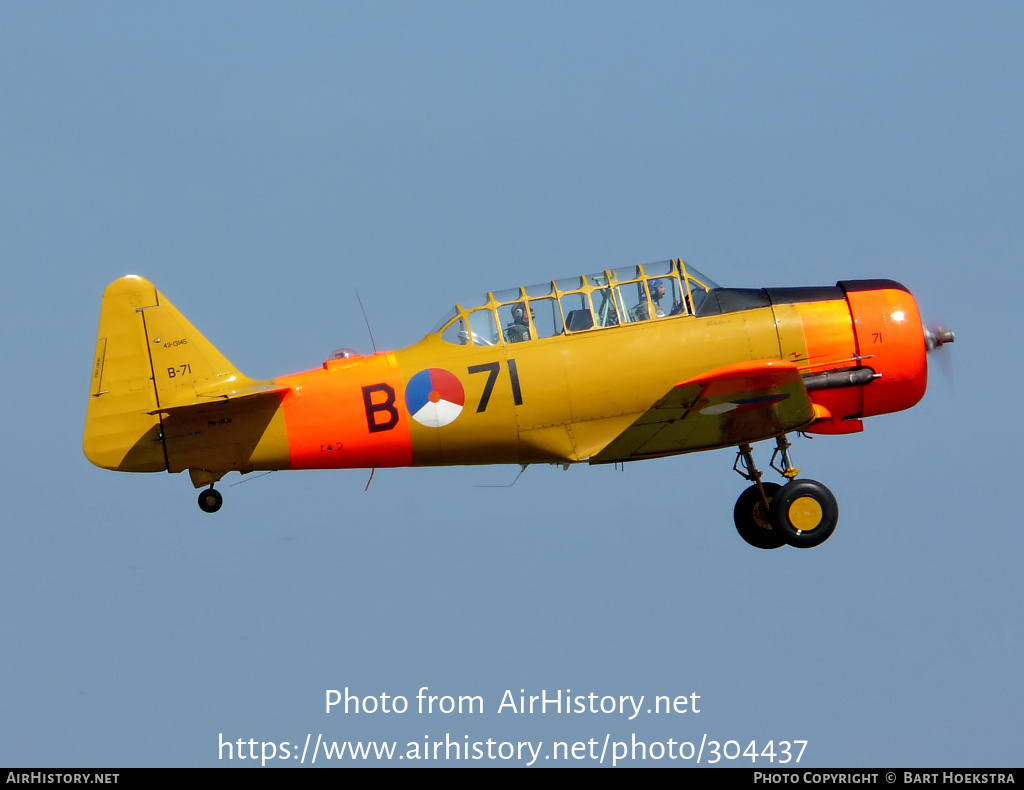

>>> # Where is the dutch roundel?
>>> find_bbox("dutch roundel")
[405,368,466,428]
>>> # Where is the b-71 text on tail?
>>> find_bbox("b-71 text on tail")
[84,258,952,549]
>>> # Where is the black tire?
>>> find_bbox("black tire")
[198,488,223,514]
[734,482,785,549]
[769,479,838,549]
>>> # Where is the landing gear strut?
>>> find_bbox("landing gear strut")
[197,486,223,514]
[732,436,838,549]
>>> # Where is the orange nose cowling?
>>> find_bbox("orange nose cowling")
[839,280,928,418]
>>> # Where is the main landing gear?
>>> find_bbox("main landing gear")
[732,436,838,550]
[197,486,223,514]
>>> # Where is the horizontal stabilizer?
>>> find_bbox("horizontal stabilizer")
[149,382,290,416]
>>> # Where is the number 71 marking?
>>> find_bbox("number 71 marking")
[467,359,523,412]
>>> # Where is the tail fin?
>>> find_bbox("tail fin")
[84,275,258,472]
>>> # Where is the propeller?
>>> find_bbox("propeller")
[924,324,955,352]
[924,323,955,387]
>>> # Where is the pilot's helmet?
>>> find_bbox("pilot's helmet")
[511,302,534,323]
[649,278,665,299]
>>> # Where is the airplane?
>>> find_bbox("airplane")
[83,258,953,549]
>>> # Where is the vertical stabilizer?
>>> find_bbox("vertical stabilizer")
[84,275,258,472]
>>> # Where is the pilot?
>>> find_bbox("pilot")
[634,279,667,321]
[505,302,533,343]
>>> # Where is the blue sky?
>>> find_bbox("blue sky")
[2,1,1020,767]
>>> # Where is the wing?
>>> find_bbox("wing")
[591,359,814,463]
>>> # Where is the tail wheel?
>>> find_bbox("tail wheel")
[734,482,785,550]
[198,487,223,514]
[769,479,838,548]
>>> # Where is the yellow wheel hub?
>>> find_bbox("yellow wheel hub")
[788,496,823,532]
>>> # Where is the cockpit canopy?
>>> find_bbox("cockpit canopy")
[432,258,720,346]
